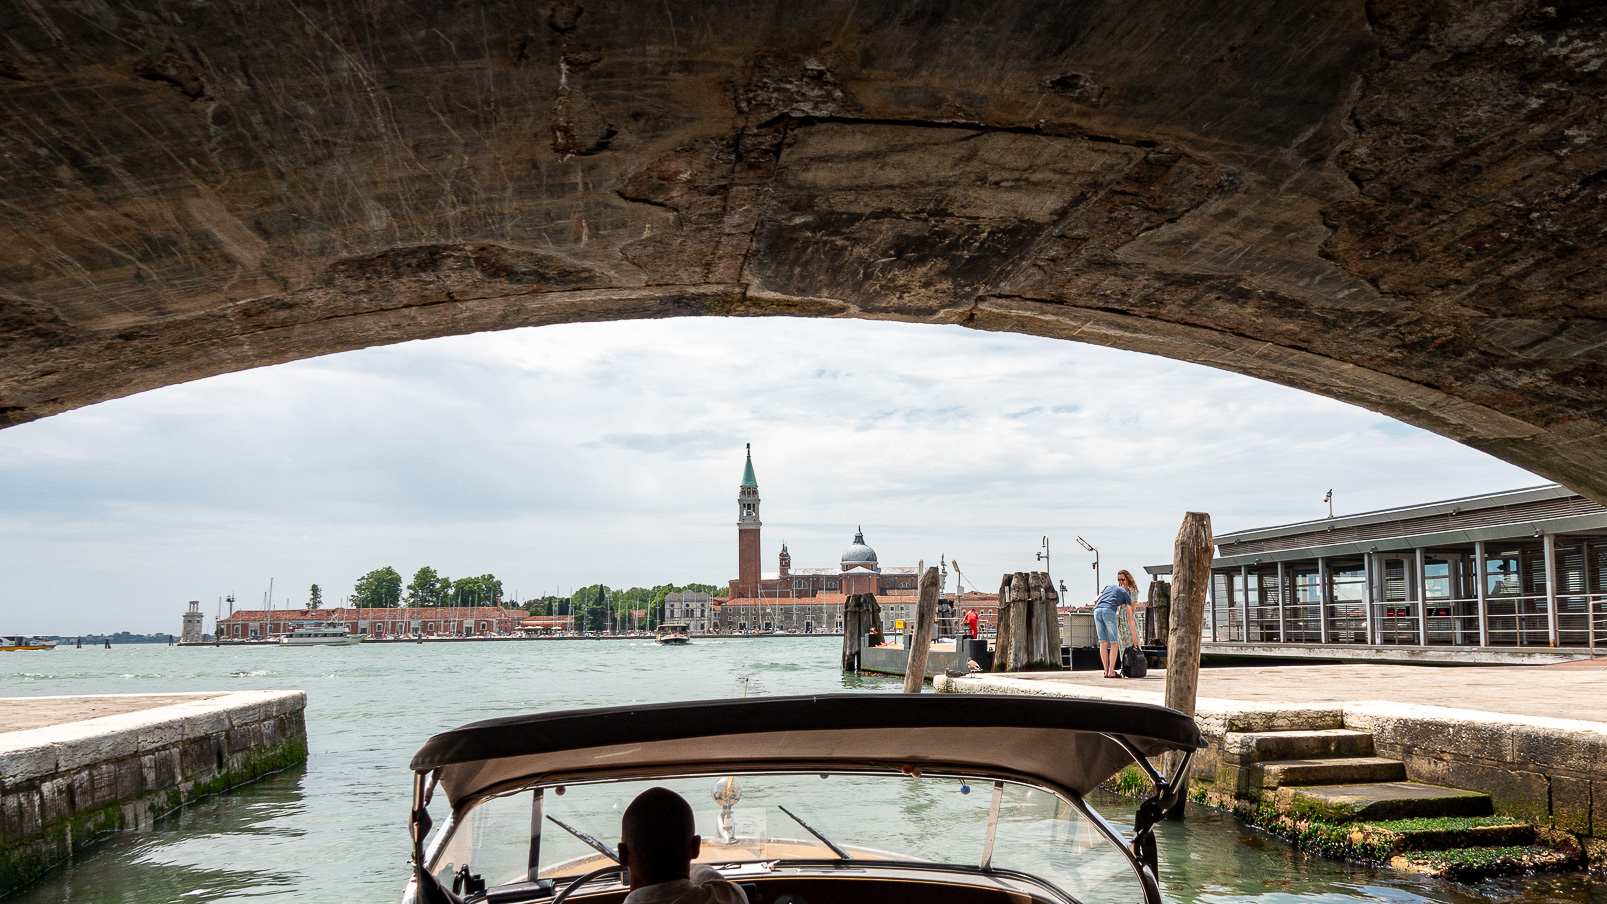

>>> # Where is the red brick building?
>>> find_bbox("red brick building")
[217,606,523,639]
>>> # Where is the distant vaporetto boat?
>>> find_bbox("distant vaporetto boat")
[279,623,364,646]
[654,623,692,645]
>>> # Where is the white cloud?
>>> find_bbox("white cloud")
[0,317,1539,632]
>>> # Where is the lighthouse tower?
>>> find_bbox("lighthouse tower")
[181,600,205,644]
[734,445,761,598]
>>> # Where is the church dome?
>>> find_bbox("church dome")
[840,527,878,569]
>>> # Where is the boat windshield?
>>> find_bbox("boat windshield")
[429,772,1143,903]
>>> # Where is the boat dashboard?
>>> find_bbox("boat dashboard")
[475,864,1063,904]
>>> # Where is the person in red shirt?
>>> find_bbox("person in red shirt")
[964,609,979,639]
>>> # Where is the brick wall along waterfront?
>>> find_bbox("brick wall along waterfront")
[0,691,307,895]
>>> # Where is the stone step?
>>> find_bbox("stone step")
[1275,782,1494,823]
[1383,821,1535,853]
[1256,756,1406,788]
[1223,728,1375,763]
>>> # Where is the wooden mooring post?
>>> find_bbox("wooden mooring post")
[1164,511,1213,818]
[992,571,1061,671]
[841,593,881,672]
[992,574,1014,671]
[903,566,941,693]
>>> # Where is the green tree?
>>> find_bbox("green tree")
[351,567,403,608]
[406,566,451,607]
[308,584,322,609]
[451,574,503,608]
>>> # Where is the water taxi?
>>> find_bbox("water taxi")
[279,622,364,646]
[0,636,57,651]
[400,693,1203,904]
[653,623,691,645]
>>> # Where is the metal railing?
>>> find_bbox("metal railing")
[1226,593,1607,649]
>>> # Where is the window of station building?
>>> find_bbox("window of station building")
[825,582,838,591]
[1293,570,1321,603]
[1328,564,1366,602]
[1484,548,1526,596]
[793,579,806,589]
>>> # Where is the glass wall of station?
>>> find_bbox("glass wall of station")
[1208,533,1607,649]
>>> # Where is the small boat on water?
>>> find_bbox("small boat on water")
[0,636,57,651]
[400,693,1204,904]
[279,622,364,646]
[653,623,692,645]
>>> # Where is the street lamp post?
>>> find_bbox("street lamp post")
[1036,536,1051,579]
[1076,536,1100,598]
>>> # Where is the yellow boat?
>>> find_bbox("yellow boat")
[1,636,58,651]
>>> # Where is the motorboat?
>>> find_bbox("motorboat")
[401,693,1204,904]
[0,636,57,651]
[654,624,691,645]
[278,622,364,646]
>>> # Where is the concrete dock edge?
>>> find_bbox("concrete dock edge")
[0,691,307,896]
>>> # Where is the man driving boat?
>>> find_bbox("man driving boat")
[619,788,748,904]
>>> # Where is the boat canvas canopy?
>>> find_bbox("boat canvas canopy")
[412,694,1205,809]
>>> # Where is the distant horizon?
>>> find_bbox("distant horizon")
[0,318,1540,635]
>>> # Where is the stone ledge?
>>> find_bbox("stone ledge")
[0,691,307,896]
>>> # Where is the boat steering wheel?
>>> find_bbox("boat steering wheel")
[550,865,626,904]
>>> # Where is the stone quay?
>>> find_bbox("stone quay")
[936,664,1607,863]
[0,691,307,895]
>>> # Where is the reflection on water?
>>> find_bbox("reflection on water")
[2,639,1603,903]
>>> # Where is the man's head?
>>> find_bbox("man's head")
[618,787,700,890]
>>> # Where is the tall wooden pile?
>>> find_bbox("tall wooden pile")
[1165,511,1213,818]
[991,571,1061,671]
[902,566,941,693]
[840,593,883,672]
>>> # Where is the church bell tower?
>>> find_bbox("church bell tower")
[736,444,761,598]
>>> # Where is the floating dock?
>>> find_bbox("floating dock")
[0,691,307,895]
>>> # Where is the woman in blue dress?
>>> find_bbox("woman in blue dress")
[1093,570,1140,678]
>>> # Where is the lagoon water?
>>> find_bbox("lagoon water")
[2,638,1603,904]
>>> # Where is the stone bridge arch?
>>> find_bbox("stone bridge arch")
[2,1,1604,499]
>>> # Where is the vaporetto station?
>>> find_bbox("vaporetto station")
[1149,485,1607,661]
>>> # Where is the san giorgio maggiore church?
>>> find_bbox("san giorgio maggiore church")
[664,447,924,634]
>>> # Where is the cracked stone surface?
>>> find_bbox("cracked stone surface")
[1,0,1604,500]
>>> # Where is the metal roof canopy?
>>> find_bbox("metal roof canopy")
[1146,485,1607,574]
[1217,483,1575,545]
[411,694,1205,810]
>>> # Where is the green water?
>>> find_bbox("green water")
[2,639,1602,903]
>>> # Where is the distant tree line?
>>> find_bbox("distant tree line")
[524,583,724,632]
[346,566,504,609]
[63,632,175,644]
[340,569,724,630]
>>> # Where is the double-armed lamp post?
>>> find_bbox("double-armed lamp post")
[1076,535,1099,598]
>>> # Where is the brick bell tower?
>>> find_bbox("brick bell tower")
[735,444,762,598]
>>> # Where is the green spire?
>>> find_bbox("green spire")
[741,443,758,487]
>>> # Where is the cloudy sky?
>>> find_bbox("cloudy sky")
[0,317,1540,634]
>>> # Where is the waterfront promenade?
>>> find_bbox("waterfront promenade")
[952,661,1607,722]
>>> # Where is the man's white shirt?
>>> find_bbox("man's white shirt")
[622,865,748,904]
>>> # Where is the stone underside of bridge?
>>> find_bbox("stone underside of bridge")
[1,1,1604,498]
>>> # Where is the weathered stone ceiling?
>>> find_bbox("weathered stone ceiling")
[2,1,1604,499]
